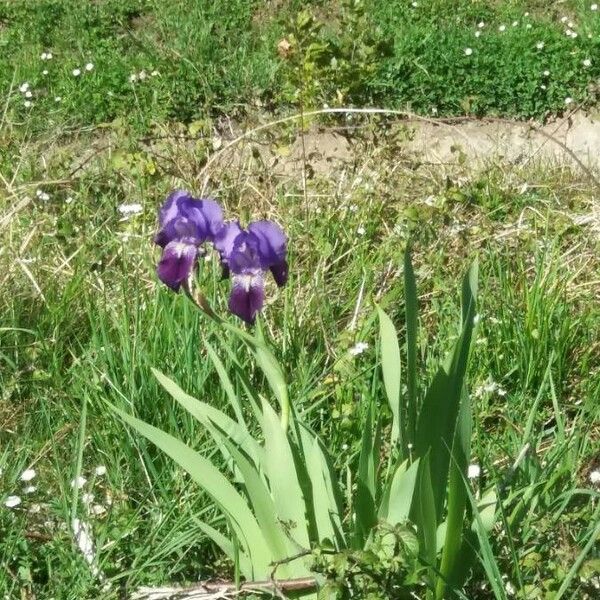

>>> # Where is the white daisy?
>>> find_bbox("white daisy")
[464,47,473,56]
[4,495,21,508]
[94,465,107,476]
[583,58,592,67]
[468,464,481,479]
[85,63,94,71]
[349,342,369,356]
[536,41,545,50]
[498,24,506,32]
[20,468,36,482]
[19,82,29,93]
[71,476,87,489]
[590,470,600,484]
[72,68,81,77]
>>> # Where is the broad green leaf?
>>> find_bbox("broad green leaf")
[299,425,345,548]
[252,323,290,429]
[377,307,402,446]
[152,369,263,466]
[404,248,419,445]
[436,390,472,599]
[383,458,420,525]
[354,407,378,547]
[218,437,301,576]
[194,519,252,580]
[261,399,310,548]
[415,261,478,519]
[204,339,246,426]
[111,406,272,578]
[413,453,437,587]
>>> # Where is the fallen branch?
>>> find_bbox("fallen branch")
[132,577,317,600]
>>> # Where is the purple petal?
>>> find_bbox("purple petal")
[157,241,198,291]
[228,273,265,324]
[269,260,289,287]
[214,221,243,261]
[180,198,224,240]
[228,231,262,274]
[247,220,287,268]
[159,190,191,226]
[154,216,199,248]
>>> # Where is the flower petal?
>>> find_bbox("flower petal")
[269,260,289,287]
[214,221,243,261]
[247,220,287,268]
[228,231,262,274]
[159,189,190,226]
[180,198,224,240]
[157,241,198,291]
[228,273,265,324]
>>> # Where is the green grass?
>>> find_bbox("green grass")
[1,0,600,598]
[1,117,599,597]
[3,0,600,138]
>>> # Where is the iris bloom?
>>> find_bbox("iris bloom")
[216,220,288,324]
[155,190,223,291]
[154,191,288,324]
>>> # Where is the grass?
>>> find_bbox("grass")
[1,116,599,597]
[1,0,600,598]
[2,0,600,138]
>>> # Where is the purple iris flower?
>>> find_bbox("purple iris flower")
[155,190,223,291]
[216,220,288,324]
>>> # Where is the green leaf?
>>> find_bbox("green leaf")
[261,399,310,548]
[415,261,478,519]
[377,306,402,446]
[413,453,437,586]
[381,458,420,525]
[299,424,345,548]
[194,519,252,580]
[354,407,378,547]
[111,406,272,578]
[436,390,472,599]
[151,369,263,466]
[204,339,246,426]
[404,247,419,445]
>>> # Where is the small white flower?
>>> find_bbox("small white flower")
[541,84,547,90]
[498,24,506,32]
[468,464,481,479]
[150,70,160,77]
[91,504,106,516]
[94,465,107,476]
[506,581,516,596]
[543,70,550,76]
[29,503,42,513]
[24,485,36,494]
[477,21,485,28]
[342,444,349,451]
[583,58,592,67]
[71,476,87,489]
[592,4,599,11]
[72,68,81,77]
[568,21,574,28]
[0,467,3,476]
[565,97,574,105]
[71,518,98,571]
[54,96,62,102]
[526,23,532,29]
[138,70,147,81]
[357,226,366,235]
[41,52,48,60]
[4,495,21,508]
[81,492,94,505]
[561,16,568,23]
[590,470,600,484]
[20,468,36,482]
[25,90,32,98]
[19,82,29,93]
[118,203,143,216]
[475,30,481,38]
[524,12,529,17]
[24,100,32,108]
[42,69,49,75]
[349,342,369,356]
[129,73,138,82]
[39,192,50,201]
[473,314,481,326]
[464,47,473,56]
[85,62,94,71]
[536,41,545,50]
[512,21,518,27]
[411,1,418,6]
[65,196,74,204]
